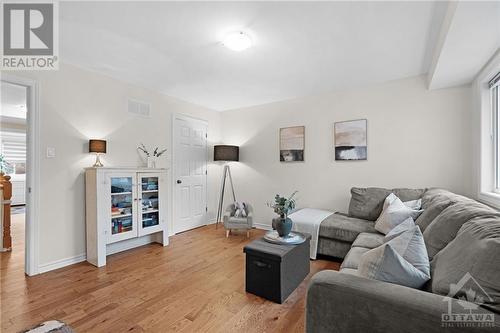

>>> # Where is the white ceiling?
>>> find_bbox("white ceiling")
[428,1,500,89]
[59,1,495,111]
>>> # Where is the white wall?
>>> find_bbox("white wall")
[12,63,222,268]
[221,75,473,227]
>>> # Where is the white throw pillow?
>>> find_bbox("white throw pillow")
[384,217,415,242]
[383,193,422,211]
[375,195,423,234]
[358,226,430,288]
[403,199,422,210]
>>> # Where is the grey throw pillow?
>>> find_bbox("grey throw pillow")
[358,244,430,289]
[358,226,430,288]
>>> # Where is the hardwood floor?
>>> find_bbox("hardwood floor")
[1,219,340,333]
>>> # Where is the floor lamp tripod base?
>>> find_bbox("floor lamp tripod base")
[216,164,236,229]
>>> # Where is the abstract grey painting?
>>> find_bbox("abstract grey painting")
[334,119,367,160]
[280,126,305,162]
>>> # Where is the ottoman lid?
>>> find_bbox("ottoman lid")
[244,233,310,262]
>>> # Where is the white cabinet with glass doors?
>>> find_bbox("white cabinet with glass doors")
[85,168,169,267]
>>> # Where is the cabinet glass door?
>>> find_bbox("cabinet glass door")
[108,175,137,243]
[138,173,163,236]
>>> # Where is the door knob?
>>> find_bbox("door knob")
[177,180,182,184]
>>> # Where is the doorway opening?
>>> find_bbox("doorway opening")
[1,76,39,276]
[1,81,28,269]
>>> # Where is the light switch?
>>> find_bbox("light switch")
[46,147,56,158]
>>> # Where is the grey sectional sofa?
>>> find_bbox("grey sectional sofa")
[307,187,500,332]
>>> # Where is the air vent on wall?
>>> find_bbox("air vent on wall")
[128,99,150,117]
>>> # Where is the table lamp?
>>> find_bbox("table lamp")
[89,139,106,167]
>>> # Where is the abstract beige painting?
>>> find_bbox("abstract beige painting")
[280,126,305,162]
[334,119,367,160]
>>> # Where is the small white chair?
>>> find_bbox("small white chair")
[223,203,253,238]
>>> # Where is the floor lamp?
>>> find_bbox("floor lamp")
[214,145,239,228]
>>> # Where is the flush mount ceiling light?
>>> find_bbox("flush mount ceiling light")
[223,31,253,52]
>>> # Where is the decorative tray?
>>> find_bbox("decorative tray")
[263,231,306,245]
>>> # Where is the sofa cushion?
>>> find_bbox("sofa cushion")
[339,268,358,275]
[227,217,250,225]
[421,188,463,209]
[352,232,385,249]
[319,213,376,242]
[348,187,425,221]
[423,200,499,259]
[392,188,427,202]
[415,199,454,232]
[317,237,352,259]
[340,246,370,270]
[349,187,391,221]
[431,216,500,314]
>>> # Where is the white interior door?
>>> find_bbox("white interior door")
[173,115,208,233]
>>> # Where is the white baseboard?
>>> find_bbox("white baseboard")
[254,223,272,231]
[107,234,160,256]
[38,253,87,274]
[207,218,216,225]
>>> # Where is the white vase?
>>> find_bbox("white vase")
[147,157,157,168]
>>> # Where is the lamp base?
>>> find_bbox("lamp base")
[93,154,104,167]
[216,164,236,229]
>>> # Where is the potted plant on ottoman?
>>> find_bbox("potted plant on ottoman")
[268,191,297,237]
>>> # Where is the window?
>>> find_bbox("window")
[0,131,26,175]
[491,72,500,192]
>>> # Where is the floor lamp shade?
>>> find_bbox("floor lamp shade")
[214,145,239,162]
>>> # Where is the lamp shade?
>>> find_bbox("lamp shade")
[214,145,239,161]
[89,139,106,154]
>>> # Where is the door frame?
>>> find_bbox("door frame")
[171,113,208,235]
[1,73,40,276]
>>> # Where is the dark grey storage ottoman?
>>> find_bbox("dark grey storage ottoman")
[243,233,311,303]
